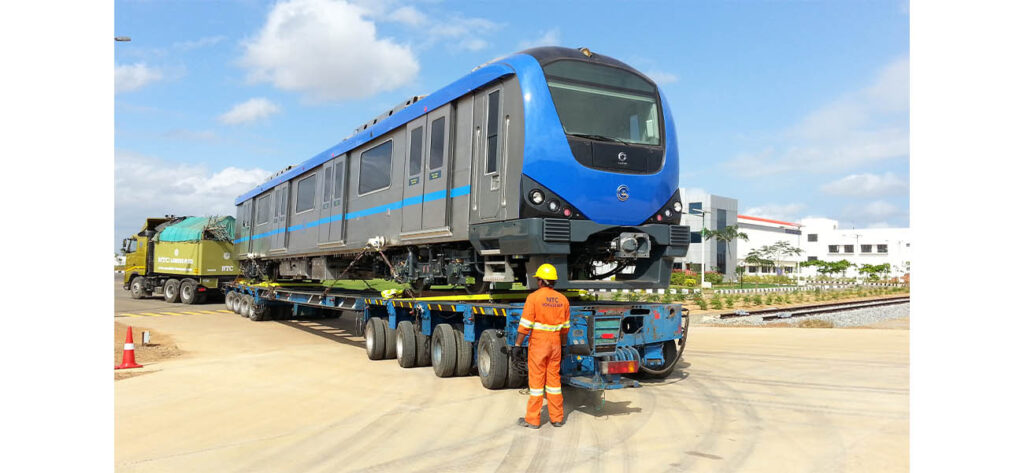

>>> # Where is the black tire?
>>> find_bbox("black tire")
[409,279,430,294]
[382,320,397,359]
[179,279,199,305]
[415,331,431,367]
[431,324,458,377]
[196,291,208,304]
[454,327,473,377]
[638,316,688,379]
[163,279,181,303]
[232,293,244,314]
[129,277,147,299]
[477,330,508,389]
[395,321,417,368]
[365,318,386,360]
[249,300,271,321]
[506,344,528,388]
[242,294,255,318]
[465,276,489,294]
[225,291,236,311]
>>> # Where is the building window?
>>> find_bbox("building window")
[828,245,839,254]
[358,140,393,194]
[784,266,793,273]
[748,266,758,273]
[761,265,772,273]
[807,256,818,262]
[807,234,818,242]
[295,174,317,213]
[844,245,854,253]
[861,244,872,253]
[877,244,888,253]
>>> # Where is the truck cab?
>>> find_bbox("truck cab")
[121,217,172,289]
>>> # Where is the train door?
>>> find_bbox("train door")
[271,182,289,252]
[237,200,252,254]
[401,117,427,234]
[319,155,346,246]
[421,104,453,232]
[475,86,504,220]
[252,192,273,255]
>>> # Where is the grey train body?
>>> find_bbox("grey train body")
[234,47,690,290]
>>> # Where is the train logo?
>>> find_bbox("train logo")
[617,152,628,163]
[616,185,630,202]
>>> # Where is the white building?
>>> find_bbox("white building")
[736,216,911,280]
[676,191,738,280]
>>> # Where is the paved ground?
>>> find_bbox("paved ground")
[114,284,908,473]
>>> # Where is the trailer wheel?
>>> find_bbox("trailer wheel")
[395,321,417,368]
[179,279,199,305]
[383,321,397,359]
[431,324,457,377]
[163,279,181,303]
[225,292,236,311]
[506,344,528,388]
[129,277,147,299]
[415,331,431,367]
[240,294,253,318]
[454,327,473,376]
[249,301,271,321]
[231,293,243,314]
[477,330,508,389]
[365,318,386,360]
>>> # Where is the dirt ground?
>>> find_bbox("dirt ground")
[114,284,908,472]
[114,322,181,380]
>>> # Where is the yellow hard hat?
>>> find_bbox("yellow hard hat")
[534,263,558,281]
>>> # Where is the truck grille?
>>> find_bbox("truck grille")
[670,225,690,246]
[543,219,571,242]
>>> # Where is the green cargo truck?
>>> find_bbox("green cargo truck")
[121,216,238,304]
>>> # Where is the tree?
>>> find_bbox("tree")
[740,249,772,288]
[701,225,749,280]
[858,263,891,280]
[761,241,803,276]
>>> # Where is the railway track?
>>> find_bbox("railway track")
[718,296,910,321]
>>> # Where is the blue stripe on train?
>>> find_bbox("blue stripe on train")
[234,185,471,244]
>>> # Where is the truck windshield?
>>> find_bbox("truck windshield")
[544,61,661,146]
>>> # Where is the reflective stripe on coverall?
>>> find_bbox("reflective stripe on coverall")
[518,286,571,426]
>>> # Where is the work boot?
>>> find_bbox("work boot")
[551,420,565,427]
[517,418,540,429]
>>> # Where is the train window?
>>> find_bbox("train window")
[295,174,317,213]
[429,117,445,170]
[323,165,333,203]
[359,140,393,194]
[333,161,345,199]
[486,91,500,174]
[278,187,288,216]
[256,195,270,224]
[408,127,423,176]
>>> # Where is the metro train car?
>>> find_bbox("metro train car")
[233,46,690,291]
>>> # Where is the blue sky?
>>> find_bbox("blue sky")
[114,0,908,247]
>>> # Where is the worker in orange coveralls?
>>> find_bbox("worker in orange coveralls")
[515,263,571,429]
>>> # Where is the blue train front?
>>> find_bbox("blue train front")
[233,46,689,291]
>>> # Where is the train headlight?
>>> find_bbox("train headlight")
[672,201,683,213]
[547,200,561,212]
[664,209,672,217]
[529,189,545,205]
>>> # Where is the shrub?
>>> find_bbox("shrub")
[611,291,624,301]
[710,295,724,310]
[725,295,736,308]
[696,297,708,310]
[704,271,724,285]
[626,291,642,302]
[752,294,763,306]
[661,292,675,304]
[742,295,752,304]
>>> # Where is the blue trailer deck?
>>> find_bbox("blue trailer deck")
[223,281,688,391]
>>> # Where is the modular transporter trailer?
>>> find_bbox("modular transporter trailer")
[224,281,689,391]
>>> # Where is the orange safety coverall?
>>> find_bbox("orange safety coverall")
[518,286,571,426]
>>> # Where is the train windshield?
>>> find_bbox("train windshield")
[544,61,661,146]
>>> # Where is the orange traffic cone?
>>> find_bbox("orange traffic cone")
[115,326,143,370]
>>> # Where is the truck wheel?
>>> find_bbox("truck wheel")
[415,331,431,367]
[249,301,270,321]
[454,327,473,376]
[239,294,252,317]
[129,277,147,299]
[225,292,236,311]
[231,293,243,314]
[431,324,457,377]
[163,279,181,303]
[383,321,397,359]
[365,318,386,360]
[395,321,417,368]
[179,279,199,305]
[506,345,528,388]
[477,330,508,390]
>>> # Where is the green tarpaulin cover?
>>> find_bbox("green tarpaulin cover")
[155,216,235,242]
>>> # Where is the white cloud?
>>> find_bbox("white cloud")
[389,5,427,26]
[240,0,419,102]
[115,151,271,247]
[725,57,908,177]
[115,63,162,93]
[741,203,807,222]
[518,28,561,49]
[820,172,907,197]
[427,16,499,51]
[218,98,281,125]
[842,200,906,222]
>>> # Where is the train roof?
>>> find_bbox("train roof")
[234,47,646,205]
